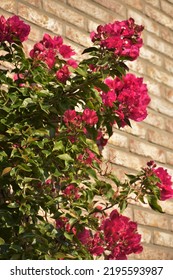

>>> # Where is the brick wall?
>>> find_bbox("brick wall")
[1,0,173,259]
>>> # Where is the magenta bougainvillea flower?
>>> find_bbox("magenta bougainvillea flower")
[78,148,100,166]
[78,210,143,259]
[63,109,78,125]
[30,33,77,71]
[102,73,150,125]
[62,184,80,200]
[153,167,173,201]
[90,18,144,60]
[78,229,104,256]
[82,108,98,126]
[101,210,143,259]
[0,15,30,43]
[56,65,70,83]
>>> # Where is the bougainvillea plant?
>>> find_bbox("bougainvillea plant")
[0,15,173,260]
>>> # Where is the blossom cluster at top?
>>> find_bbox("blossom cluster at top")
[30,33,78,83]
[102,73,151,126]
[77,210,143,259]
[90,18,144,60]
[0,15,30,43]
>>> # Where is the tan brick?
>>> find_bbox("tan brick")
[144,110,165,130]
[65,25,91,47]
[149,95,173,118]
[122,0,143,11]
[129,139,166,163]
[123,206,134,220]
[127,10,160,36]
[140,46,162,67]
[1,0,16,13]
[145,0,160,8]
[160,200,173,215]
[127,58,146,75]
[146,34,173,59]
[122,121,147,139]
[134,244,173,259]
[164,58,173,74]
[134,208,170,230]
[148,128,173,150]
[93,0,126,17]
[160,26,173,45]
[138,226,153,244]
[144,78,162,98]
[161,0,173,18]
[165,117,173,133]
[43,1,85,28]
[21,0,42,8]
[164,87,173,104]
[146,65,173,88]
[171,219,173,232]
[154,231,173,248]
[67,0,114,23]
[18,3,63,35]
[86,19,101,33]
[166,151,173,165]
[108,131,129,149]
[102,146,148,171]
[144,5,173,30]
[28,24,42,42]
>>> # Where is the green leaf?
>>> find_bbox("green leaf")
[82,47,98,54]
[125,174,138,184]
[93,80,109,92]
[0,134,7,141]
[34,128,49,137]
[0,237,5,245]
[58,154,74,162]
[75,67,87,77]
[86,167,97,179]
[119,200,127,213]
[7,202,19,208]
[86,139,100,155]
[21,98,34,108]
[147,195,164,213]
[53,140,64,151]
[64,231,73,241]
[18,163,32,172]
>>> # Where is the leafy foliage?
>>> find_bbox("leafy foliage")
[0,15,173,260]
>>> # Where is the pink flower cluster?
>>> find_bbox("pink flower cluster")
[90,18,144,60]
[0,15,30,43]
[153,167,173,201]
[78,148,100,166]
[101,210,143,259]
[146,161,173,201]
[56,216,76,235]
[78,210,143,259]
[63,108,98,127]
[102,73,150,125]
[62,184,80,200]
[30,33,77,83]
[78,229,104,256]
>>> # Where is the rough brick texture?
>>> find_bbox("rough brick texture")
[1,0,173,259]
